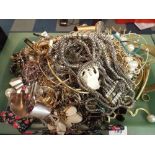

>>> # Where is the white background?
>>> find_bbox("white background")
[0,0,155,19]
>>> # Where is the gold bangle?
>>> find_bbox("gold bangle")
[46,58,89,94]
[136,65,150,100]
[135,43,155,58]
[38,63,57,85]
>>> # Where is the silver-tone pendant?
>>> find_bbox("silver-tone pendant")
[80,65,100,90]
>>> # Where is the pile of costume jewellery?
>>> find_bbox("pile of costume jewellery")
[3,21,155,134]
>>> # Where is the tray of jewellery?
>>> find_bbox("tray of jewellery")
[0,21,155,135]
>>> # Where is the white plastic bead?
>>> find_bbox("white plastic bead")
[5,88,15,98]
[128,60,138,72]
[127,44,135,52]
[147,114,155,123]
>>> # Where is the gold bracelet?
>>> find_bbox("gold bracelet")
[46,58,89,94]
